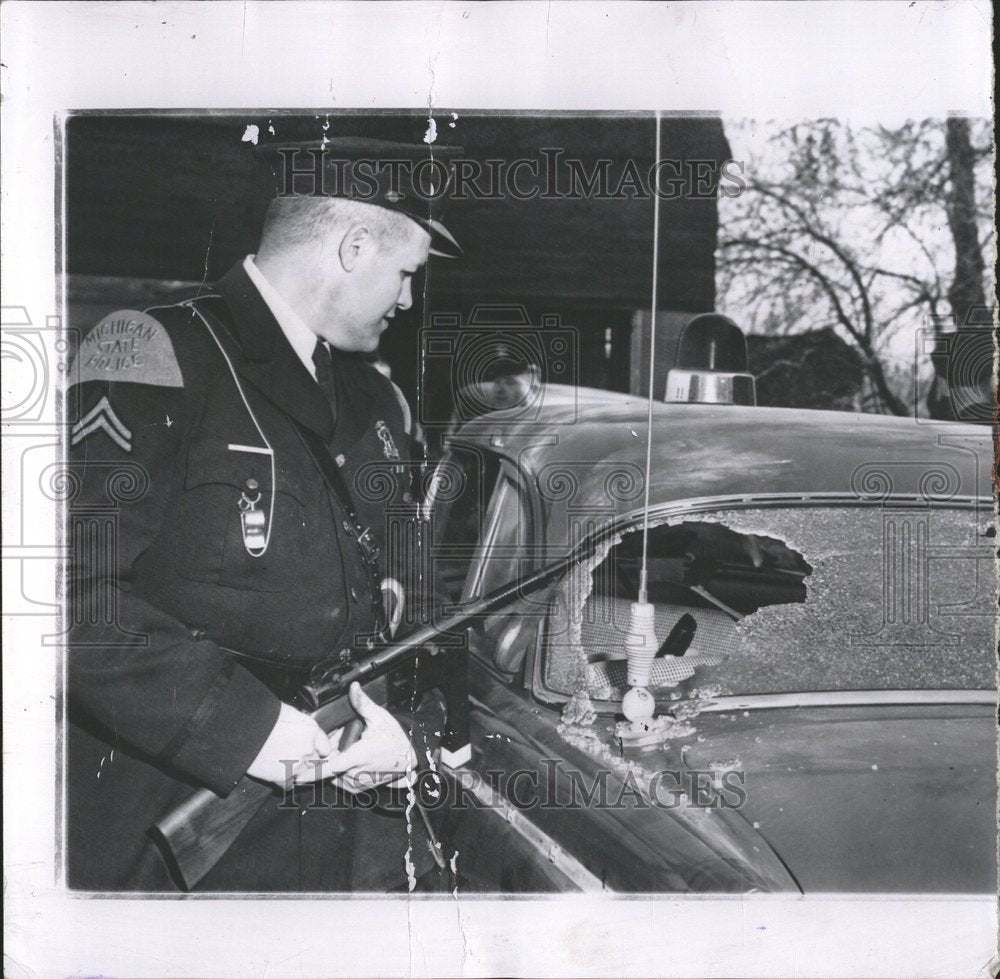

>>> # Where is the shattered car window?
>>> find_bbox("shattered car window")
[544,506,995,698]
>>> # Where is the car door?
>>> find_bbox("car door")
[425,447,797,894]
[427,443,601,891]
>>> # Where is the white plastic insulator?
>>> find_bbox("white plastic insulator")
[624,601,658,687]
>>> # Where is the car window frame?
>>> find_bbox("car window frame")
[524,492,994,713]
[463,467,531,601]
[428,441,543,604]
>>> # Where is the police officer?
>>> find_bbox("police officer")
[66,139,461,890]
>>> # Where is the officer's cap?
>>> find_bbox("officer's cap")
[259,137,462,258]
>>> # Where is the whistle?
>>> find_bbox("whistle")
[240,506,267,554]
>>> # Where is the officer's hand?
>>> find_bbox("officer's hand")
[294,682,416,792]
[246,701,332,788]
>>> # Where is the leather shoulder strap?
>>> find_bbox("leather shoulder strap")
[293,421,388,642]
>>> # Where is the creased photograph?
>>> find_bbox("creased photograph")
[2,3,995,977]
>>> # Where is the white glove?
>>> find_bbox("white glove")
[294,682,416,793]
[246,701,332,788]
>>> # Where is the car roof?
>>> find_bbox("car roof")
[447,385,993,514]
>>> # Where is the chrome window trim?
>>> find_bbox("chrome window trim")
[689,689,997,711]
[439,760,608,894]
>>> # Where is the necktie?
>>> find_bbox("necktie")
[312,339,337,428]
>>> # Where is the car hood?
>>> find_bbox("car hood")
[678,702,996,893]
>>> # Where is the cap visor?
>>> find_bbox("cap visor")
[412,215,462,258]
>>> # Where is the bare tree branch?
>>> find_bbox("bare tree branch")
[752,184,878,342]
[718,118,991,418]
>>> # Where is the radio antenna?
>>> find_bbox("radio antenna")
[638,109,662,605]
[619,111,667,738]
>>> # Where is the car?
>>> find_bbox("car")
[419,381,996,894]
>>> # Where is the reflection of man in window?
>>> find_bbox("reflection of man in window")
[447,343,542,435]
[481,346,540,411]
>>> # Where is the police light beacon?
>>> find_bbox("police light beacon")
[665,314,757,406]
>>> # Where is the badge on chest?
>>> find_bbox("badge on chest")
[375,419,400,460]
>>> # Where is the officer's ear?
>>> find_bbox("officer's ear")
[338,223,374,272]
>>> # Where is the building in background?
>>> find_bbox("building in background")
[65,112,731,424]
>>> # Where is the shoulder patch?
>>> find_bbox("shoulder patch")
[69,309,183,388]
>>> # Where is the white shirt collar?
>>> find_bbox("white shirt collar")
[242,255,320,380]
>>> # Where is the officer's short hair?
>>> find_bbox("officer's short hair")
[260,197,418,252]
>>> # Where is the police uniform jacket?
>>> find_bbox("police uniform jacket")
[66,261,433,891]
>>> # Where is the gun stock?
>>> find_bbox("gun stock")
[151,683,368,890]
[152,539,589,890]
[152,778,273,891]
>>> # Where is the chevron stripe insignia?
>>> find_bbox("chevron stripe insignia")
[71,396,133,452]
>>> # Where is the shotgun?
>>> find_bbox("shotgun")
[151,543,588,890]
